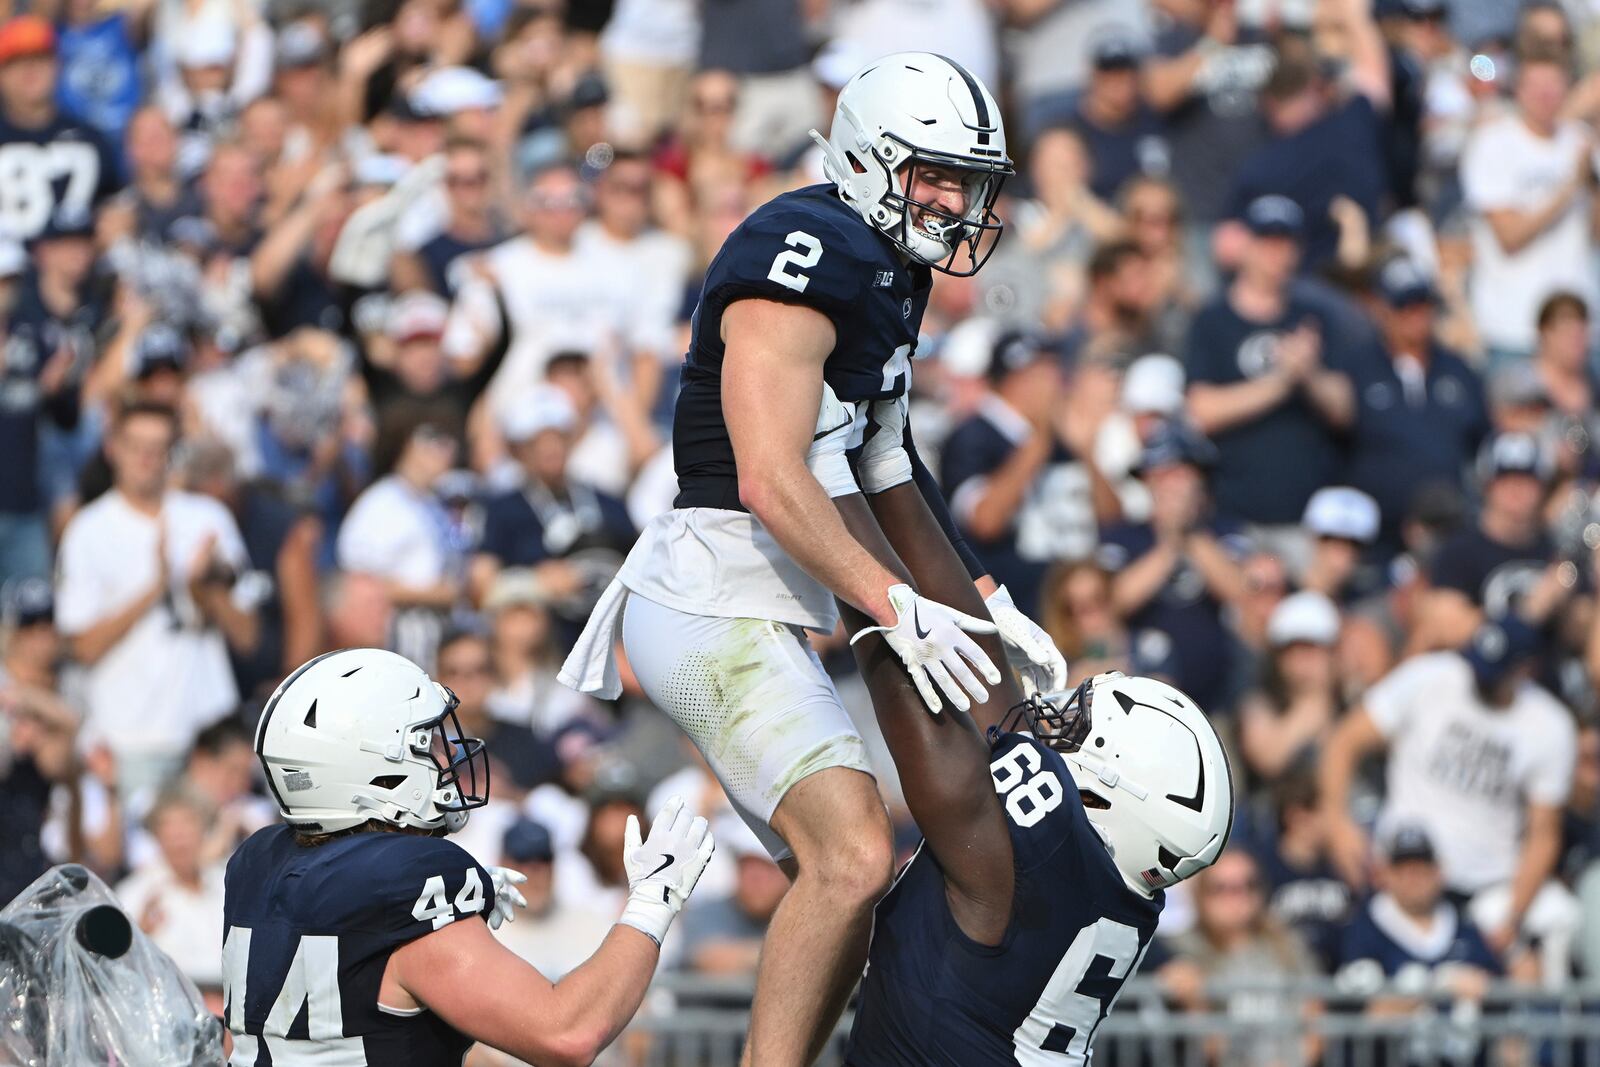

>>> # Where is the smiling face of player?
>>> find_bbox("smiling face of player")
[900,162,973,244]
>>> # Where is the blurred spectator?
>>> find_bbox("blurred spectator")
[336,415,463,670]
[1039,560,1129,684]
[482,566,596,734]
[473,384,634,616]
[114,788,226,993]
[1061,239,1162,364]
[1222,0,1392,273]
[1185,195,1355,556]
[1160,850,1320,1067]
[0,237,73,583]
[1239,591,1344,785]
[56,402,257,798]
[177,718,272,866]
[651,69,773,239]
[1095,351,1187,522]
[1097,421,1249,712]
[1299,487,1382,604]
[1344,259,1489,550]
[940,331,1108,619]
[392,137,507,298]
[1334,824,1500,1028]
[598,0,697,145]
[1460,48,1597,363]
[491,816,614,980]
[677,815,787,976]
[695,0,814,157]
[0,644,79,905]
[436,628,556,795]
[1528,292,1600,484]
[1251,774,1354,974]
[49,0,152,144]
[1056,35,1169,203]
[1321,614,1578,978]
[181,438,321,696]
[1416,432,1561,651]
[0,15,121,239]
[111,106,199,242]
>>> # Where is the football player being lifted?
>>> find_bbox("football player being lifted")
[562,53,1069,1065]
[224,648,715,1067]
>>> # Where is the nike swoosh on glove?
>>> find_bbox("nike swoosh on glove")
[986,584,1069,697]
[851,584,1002,715]
[618,795,715,946]
[486,866,528,930]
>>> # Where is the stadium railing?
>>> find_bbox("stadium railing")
[625,974,1600,1067]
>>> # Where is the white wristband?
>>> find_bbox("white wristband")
[617,894,676,947]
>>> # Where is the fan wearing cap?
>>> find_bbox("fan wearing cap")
[490,815,615,981]
[1321,613,1578,966]
[1416,431,1578,652]
[1052,35,1169,203]
[1218,2,1392,274]
[1239,591,1344,784]
[1094,352,1187,522]
[1344,259,1489,549]
[0,15,120,240]
[1299,486,1382,603]
[939,330,1110,619]
[474,382,635,618]
[1096,420,1251,711]
[1334,823,1502,1004]
[1185,194,1356,547]
[364,290,504,457]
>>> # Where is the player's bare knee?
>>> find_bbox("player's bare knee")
[810,823,894,908]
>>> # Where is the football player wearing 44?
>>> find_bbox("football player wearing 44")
[224,648,714,1067]
[562,51,1068,1067]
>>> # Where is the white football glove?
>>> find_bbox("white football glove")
[486,866,528,930]
[986,584,1069,698]
[851,584,1002,715]
[618,796,715,946]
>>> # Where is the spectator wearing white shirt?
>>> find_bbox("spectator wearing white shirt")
[1459,48,1597,362]
[55,403,257,799]
[336,416,462,671]
[115,789,228,1006]
[490,817,614,982]
[1320,614,1579,980]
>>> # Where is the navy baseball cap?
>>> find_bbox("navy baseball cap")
[1462,613,1542,689]
[1376,258,1439,307]
[1402,0,1447,17]
[1091,34,1145,71]
[1477,431,1548,484]
[501,818,554,863]
[986,329,1048,382]
[1133,420,1218,475]
[1385,823,1437,864]
[1,576,53,628]
[36,204,94,242]
[133,323,189,380]
[1242,195,1305,240]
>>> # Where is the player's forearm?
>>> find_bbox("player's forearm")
[740,463,900,625]
[541,925,660,1066]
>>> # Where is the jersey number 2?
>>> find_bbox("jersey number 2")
[1012,918,1147,1064]
[767,231,823,293]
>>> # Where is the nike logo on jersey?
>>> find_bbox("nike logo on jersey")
[913,605,931,640]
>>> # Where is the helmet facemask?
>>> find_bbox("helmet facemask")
[410,684,491,832]
[880,141,1009,276]
[998,675,1096,755]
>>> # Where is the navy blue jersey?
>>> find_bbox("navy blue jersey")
[673,183,930,510]
[848,732,1163,1067]
[0,113,121,239]
[1337,895,1501,982]
[222,824,497,1066]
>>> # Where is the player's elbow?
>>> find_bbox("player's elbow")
[737,470,778,522]
[537,1028,606,1067]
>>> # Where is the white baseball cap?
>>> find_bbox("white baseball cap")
[1302,486,1380,544]
[1121,354,1185,416]
[938,317,1001,378]
[0,238,24,278]
[500,384,577,442]
[412,66,504,116]
[178,20,236,68]
[387,291,449,342]
[1267,591,1340,648]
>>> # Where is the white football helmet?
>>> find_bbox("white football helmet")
[254,649,490,835]
[1010,672,1233,897]
[809,51,1013,275]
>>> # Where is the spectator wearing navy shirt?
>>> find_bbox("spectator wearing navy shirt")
[1252,773,1356,975]
[391,137,507,299]
[1344,260,1489,552]
[1221,0,1392,274]
[1097,420,1249,713]
[473,384,634,619]
[1336,824,1501,1017]
[941,331,1111,620]
[1058,35,1169,203]
[1184,195,1355,566]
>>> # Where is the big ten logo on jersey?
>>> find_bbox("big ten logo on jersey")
[0,140,99,239]
[990,742,1064,828]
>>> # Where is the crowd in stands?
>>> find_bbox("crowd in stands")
[4,0,1600,1061]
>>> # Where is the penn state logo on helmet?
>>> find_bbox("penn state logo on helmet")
[1007,672,1233,896]
[254,648,491,835]
[809,52,1014,276]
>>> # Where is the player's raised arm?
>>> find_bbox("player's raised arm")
[385,797,713,1067]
